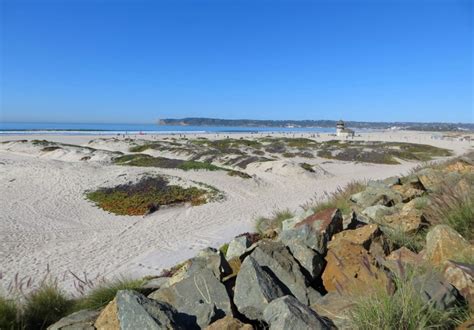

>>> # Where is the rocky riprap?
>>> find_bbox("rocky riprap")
[49,155,474,329]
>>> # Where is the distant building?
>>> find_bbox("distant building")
[336,120,355,138]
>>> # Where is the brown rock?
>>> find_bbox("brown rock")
[391,184,424,202]
[329,224,381,250]
[417,169,444,192]
[322,239,391,294]
[425,225,474,266]
[382,200,427,233]
[444,160,474,174]
[456,317,474,329]
[386,247,422,265]
[443,261,474,310]
[205,316,253,330]
[311,293,352,330]
[94,299,119,330]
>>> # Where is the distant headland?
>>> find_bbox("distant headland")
[158,118,473,132]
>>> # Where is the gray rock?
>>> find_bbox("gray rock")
[350,187,402,208]
[413,272,463,311]
[149,268,232,329]
[280,224,329,255]
[284,239,325,281]
[234,256,286,320]
[116,290,181,330]
[282,209,314,231]
[141,277,170,291]
[263,295,331,330]
[250,240,312,305]
[47,309,100,330]
[361,205,395,222]
[226,236,251,260]
[188,247,232,280]
[382,176,401,187]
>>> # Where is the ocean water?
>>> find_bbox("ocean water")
[0,122,334,135]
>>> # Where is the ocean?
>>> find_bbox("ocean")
[0,122,335,135]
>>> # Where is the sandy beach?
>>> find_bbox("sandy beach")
[0,130,472,295]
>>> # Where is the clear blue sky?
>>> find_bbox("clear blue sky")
[1,0,472,124]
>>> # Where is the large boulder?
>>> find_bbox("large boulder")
[48,309,100,330]
[415,168,444,192]
[226,236,251,260]
[205,316,253,330]
[322,239,391,294]
[381,200,428,233]
[311,292,352,330]
[425,225,474,266]
[284,239,325,281]
[95,290,182,330]
[391,184,424,202]
[443,261,474,309]
[233,256,286,320]
[149,268,232,329]
[249,240,315,305]
[263,295,331,330]
[329,224,390,259]
[350,186,402,208]
[413,272,464,311]
[280,208,342,255]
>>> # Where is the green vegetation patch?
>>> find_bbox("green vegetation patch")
[86,176,210,215]
[41,146,62,152]
[311,181,366,216]
[255,209,294,235]
[114,154,222,171]
[300,163,315,172]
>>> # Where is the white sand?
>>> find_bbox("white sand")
[0,130,472,295]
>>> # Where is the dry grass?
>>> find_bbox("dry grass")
[254,209,294,234]
[311,181,366,216]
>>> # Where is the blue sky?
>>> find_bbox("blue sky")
[1,0,472,123]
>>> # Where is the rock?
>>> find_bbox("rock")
[361,205,395,222]
[263,295,331,330]
[142,277,170,291]
[413,272,463,311]
[382,176,401,187]
[381,201,428,233]
[284,239,325,281]
[425,225,474,266]
[280,208,342,255]
[391,184,424,202]
[443,261,474,309]
[350,187,402,208]
[205,316,253,330]
[95,290,182,330]
[416,168,443,192]
[456,317,474,329]
[329,224,390,259]
[48,309,100,330]
[386,246,422,265]
[311,292,353,330]
[249,240,314,304]
[322,239,391,294]
[282,209,314,231]
[445,159,474,174]
[149,268,232,329]
[226,236,251,260]
[233,256,286,320]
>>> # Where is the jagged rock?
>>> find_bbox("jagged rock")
[413,272,463,311]
[95,290,182,330]
[263,295,331,330]
[425,225,474,266]
[386,246,421,265]
[280,208,342,255]
[443,261,474,309]
[322,239,391,294]
[381,200,428,233]
[445,159,474,174]
[205,316,253,330]
[282,209,314,231]
[249,240,315,304]
[233,256,286,320]
[329,223,390,259]
[142,277,170,290]
[226,236,251,260]
[311,292,352,330]
[284,239,325,281]
[149,268,232,329]
[416,168,444,192]
[391,184,424,202]
[48,309,100,330]
[361,205,395,222]
[382,176,401,187]
[350,186,402,208]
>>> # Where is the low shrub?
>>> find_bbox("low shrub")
[350,269,468,329]
[300,163,315,172]
[75,278,145,311]
[86,176,209,215]
[0,296,19,330]
[227,170,252,179]
[23,283,73,330]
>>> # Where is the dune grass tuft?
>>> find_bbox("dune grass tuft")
[23,283,73,330]
[75,278,145,311]
[350,269,469,329]
[0,296,20,330]
[255,209,294,235]
[312,181,366,216]
[381,226,426,253]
